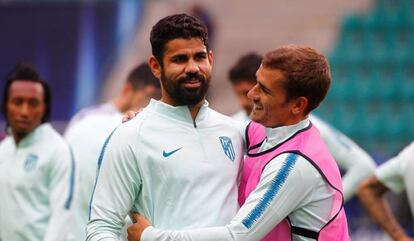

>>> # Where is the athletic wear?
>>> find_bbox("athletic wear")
[86,99,245,241]
[66,102,119,131]
[64,102,123,241]
[141,119,350,241]
[231,110,249,122]
[0,123,75,241]
[239,120,349,241]
[375,142,414,216]
[309,115,376,201]
[230,111,376,201]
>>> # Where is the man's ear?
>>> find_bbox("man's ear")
[208,50,213,66]
[148,56,161,79]
[122,82,132,96]
[292,96,308,116]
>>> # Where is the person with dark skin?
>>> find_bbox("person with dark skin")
[0,64,75,241]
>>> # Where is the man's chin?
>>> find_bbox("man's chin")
[175,95,204,106]
[249,113,260,123]
[14,129,31,139]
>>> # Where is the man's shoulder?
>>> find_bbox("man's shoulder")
[67,103,117,128]
[111,110,151,139]
[24,125,72,164]
[266,152,323,187]
[231,110,250,122]
[206,107,241,125]
[401,142,414,155]
[393,142,414,168]
[0,135,12,151]
[41,125,71,151]
[69,112,121,133]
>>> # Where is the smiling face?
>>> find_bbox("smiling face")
[149,38,213,106]
[247,65,304,128]
[7,80,45,143]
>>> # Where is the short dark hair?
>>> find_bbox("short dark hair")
[228,52,262,85]
[150,13,209,63]
[262,45,331,114]
[127,62,160,90]
[1,63,51,124]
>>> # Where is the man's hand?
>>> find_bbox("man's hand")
[127,212,152,241]
[122,110,140,123]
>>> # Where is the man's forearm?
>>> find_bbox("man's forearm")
[358,176,408,241]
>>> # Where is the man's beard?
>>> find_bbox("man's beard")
[161,71,210,106]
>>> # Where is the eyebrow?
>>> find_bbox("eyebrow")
[195,50,207,55]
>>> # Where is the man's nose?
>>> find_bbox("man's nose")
[185,59,200,74]
[247,85,258,100]
[19,103,30,117]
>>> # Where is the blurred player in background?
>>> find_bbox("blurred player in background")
[228,52,376,202]
[66,62,160,129]
[0,63,75,241]
[358,142,414,241]
[64,62,160,241]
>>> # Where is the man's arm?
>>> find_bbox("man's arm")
[43,143,76,241]
[130,153,316,241]
[358,176,413,241]
[310,115,376,201]
[358,144,414,241]
[86,125,142,241]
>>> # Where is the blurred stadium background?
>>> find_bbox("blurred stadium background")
[0,0,413,239]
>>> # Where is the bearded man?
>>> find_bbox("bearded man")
[86,13,246,241]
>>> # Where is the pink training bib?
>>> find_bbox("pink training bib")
[238,121,350,241]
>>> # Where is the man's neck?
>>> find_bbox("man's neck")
[13,132,27,145]
[112,97,125,113]
[160,97,204,121]
[187,101,204,121]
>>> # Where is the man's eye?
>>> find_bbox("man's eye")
[259,85,271,95]
[11,98,23,105]
[195,54,207,61]
[172,56,187,63]
[28,99,40,107]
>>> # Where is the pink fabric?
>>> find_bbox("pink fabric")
[238,121,350,241]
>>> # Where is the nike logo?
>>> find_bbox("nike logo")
[163,147,182,157]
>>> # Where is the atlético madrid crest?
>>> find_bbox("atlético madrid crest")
[219,136,235,162]
[24,154,38,172]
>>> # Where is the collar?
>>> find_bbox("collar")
[8,123,52,148]
[264,118,310,147]
[147,99,209,124]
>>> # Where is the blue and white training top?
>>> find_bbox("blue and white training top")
[64,102,123,241]
[86,99,245,241]
[0,123,75,241]
[230,110,376,201]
